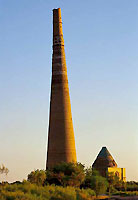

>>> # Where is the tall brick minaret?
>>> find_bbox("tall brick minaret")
[46,8,77,169]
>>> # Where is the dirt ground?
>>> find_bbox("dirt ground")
[97,196,138,200]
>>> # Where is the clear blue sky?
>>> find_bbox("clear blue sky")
[0,0,138,182]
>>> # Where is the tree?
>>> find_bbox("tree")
[91,174,108,197]
[82,167,94,188]
[46,162,85,187]
[126,181,138,191]
[107,172,126,194]
[83,168,108,197]
[0,164,9,175]
[27,169,46,186]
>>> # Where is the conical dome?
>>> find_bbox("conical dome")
[92,147,117,176]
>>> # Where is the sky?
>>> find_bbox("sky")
[0,0,138,182]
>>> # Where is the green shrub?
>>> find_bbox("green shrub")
[49,186,76,200]
[83,168,108,196]
[46,162,85,187]
[27,169,46,186]
[0,183,96,200]
[126,181,138,191]
[112,191,138,196]
[76,188,95,200]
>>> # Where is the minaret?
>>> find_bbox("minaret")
[46,8,77,169]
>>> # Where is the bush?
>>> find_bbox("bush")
[126,181,138,191]
[49,186,76,200]
[46,162,85,187]
[83,168,108,196]
[112,191,138,196]
[0,182,95,200]
[0,164,9,175]
[27,169,46,186]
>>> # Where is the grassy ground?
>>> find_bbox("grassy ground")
[0,181,138,200]
[0,182,96,200]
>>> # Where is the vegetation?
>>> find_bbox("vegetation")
[0,162,138,199]
[0,182,95,200]
[112,191,138,197]
[0,164,9,176]
[27,169,46,186]
[126,181,138,191]
[46,162,85,187]
[83,168,108,197]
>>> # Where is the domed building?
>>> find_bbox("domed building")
[92,147,126,181]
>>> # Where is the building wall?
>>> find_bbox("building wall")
[108,167,126,182]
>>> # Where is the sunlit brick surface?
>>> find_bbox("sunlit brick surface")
[46,8,77,169]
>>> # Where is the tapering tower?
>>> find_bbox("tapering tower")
[46,8,77,169]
